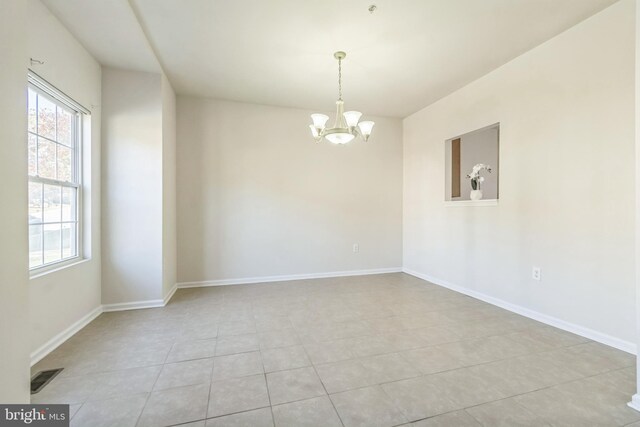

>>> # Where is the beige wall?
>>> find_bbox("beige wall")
[101,68,164,304]
[27,0,103,360]
[634,0,640,403]
[177,97,403,283]
[162,74,177,298]
[0,0,30,403]
[404,0,635,349]
[101,68,177,304]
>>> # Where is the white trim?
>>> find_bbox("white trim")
[163,283,178,305]
[444,199,498,207]
[403,268,636,355]
[628,395,640,412]
[30,305,103,366]
[29,258,89,280]
[103,283,179,312]
[177,267,403,288]
[102,298,166,312]
[31,284,181,365]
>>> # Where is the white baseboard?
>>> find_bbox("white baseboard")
[102,298,166,312]
[177,267,403,288]
[628,394,640,412]
[30,305,103,366]
[403,268,637,355]
[163,283,178,305]
[32,284,180,366]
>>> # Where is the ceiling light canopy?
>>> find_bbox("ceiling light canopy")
[309,51,374,144]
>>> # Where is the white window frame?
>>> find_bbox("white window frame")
[28,72,88,275]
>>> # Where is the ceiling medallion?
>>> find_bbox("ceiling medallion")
[309,51,375,144]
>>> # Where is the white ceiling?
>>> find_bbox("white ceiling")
[41,0,160,73]
[42,0,617,118]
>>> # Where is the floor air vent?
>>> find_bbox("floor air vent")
[31,368,64,394]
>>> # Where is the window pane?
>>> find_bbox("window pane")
[62,187,76,222]
[37,137,56,179]
[57,144,72,182]
[37,94,56,140]
[62,223,77,258]
[28,181,43,224]
[43,184,62,223]
[43,223,61,264]
[28,88,37,133]
[28,134,37,176]
[29,225,43,268]
[57,107,73,146]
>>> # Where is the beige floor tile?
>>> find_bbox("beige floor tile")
[466,398,551,426]
[218,319,257,337]
[70,393,148,427]
[255,315,293,332]
[330,385,408,427]
[412,326,461,345]
[261,345,310,373]
[69,403,82,419]
[590,367,636,396]
[272,396,342,427]
[208,374,270,417]
[166,339,218,363]
[438,335,530,367]
[137,383,210,427]
[514,377,640,426]
[266,366,326,405]
[89,365,161,400]
[212,351,263,381]
[31,273,639,427]
[411,410,481,426]
[31,374,98,404]
[155,358,214,391]
[466,353,583,396]
[215,334,259,356]
[206,407,273,427]
[304,340,355,365]
[401,346,464,375]
[364,316,408,333]
[360,352,420,384]
[258,329,300,350]
[316,359,377,394]
[430,368,507,408]
[381,375,461,421]
[348,335,398,358]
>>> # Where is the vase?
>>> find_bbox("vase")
[470,190,483,201]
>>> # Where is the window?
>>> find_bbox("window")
[27,74,86,270]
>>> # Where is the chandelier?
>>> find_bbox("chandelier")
[309,51,375,144]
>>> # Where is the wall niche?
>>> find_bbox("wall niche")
[445,123,499,203]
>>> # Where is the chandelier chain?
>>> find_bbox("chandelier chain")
[338,57,342,101]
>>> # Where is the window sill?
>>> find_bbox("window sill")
[444,199,498,207]
[30,257,89,280]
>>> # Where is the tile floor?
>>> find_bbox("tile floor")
[31,273,638,426]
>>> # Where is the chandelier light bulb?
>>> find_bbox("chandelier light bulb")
[309,124,319,138]
[310,113,329,130]
[326,132,355,144]
[358,121,375,141]
[343,111,362,128]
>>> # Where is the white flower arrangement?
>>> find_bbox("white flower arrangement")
[466,163,492,191]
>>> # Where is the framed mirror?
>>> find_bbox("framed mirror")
[445,123,499,203]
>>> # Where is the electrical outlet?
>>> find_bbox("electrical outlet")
[532,266,541,281]
[353,243,359,253]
